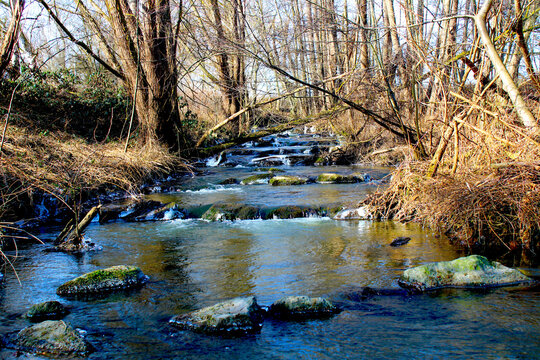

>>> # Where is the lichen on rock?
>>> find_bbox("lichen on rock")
[15,320,91,356]
[169,296,265,335]
[268,295,340,319]
[57,265,148,296]
[399,255,534,291]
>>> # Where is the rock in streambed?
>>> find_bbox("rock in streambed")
[269,175,309,186]
[398,255,534,291]
[316,173,364,184]
[57,265,148,296]
[25,301,69,322]
[202,203,261,221]
[169,296,265,335]
[268,296,340,319]
[14,320,91,356]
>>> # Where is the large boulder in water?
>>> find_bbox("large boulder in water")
[25,301,69,322]
[169,296,265,335]
[399,255,534,291]
[268,296,340,319]
[57,265,148,296]
[14,320,91,356]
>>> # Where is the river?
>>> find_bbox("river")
[1,131,539,359]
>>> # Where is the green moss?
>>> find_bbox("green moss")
[254,167,285,173]
[240,173,275,185]
[57,265,145,295]
[316,173,363,183]
[399,255,533,291]
[269,175,308,186]
[26,301,68,321]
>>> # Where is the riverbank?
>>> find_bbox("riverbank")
[0,123,186,224]
[363,160,540,265]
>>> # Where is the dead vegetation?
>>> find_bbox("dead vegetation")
[0,124,187,221]
[359,89,540,263]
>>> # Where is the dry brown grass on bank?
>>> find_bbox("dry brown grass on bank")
[363,140,540,261]
[0,125,187,219]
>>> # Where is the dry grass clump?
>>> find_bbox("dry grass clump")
[0,124,187,220]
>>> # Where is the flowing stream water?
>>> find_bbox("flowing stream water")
[1,132,539,359]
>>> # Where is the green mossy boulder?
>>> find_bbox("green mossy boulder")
[316,173,362,184]
[202,204,261,221]
[269,175,308,186]
[56,265,148,296]
[25,301,69,322]
[15,320,91,356]
[399,255,534,291]
[240,173,275,185]
[169,296,265,335]
[268,296,340,319]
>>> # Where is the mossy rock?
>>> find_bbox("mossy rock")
[254,167,285,173]
[269,175,308,186]
[268,206,311,219]
[268,296,340,320]
[202,203,261,221]
[399,255,534,291]
[25,301,69,322]
[240,173,275,185]
[15,320,91,356]
[316,173,360,184]
[169,296,265,335]
[57,265,148,296]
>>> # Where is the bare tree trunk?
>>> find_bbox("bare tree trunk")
[474,0,539,133]
[357,0,369,70]
[0,0,24,79]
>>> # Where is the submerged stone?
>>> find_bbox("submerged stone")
[25,301,69,322]
[15,320,91,356]
[316,173,362,184]
[333,206,372,220]
[268,296,340,319]
[240,173,275,185]
[57,265,148,296]
[269,175,309,186]
[399,255,534,291]
[219,178,240,185]
[390,237,411,247]
[169,296,265,335]
[202,204,261,221]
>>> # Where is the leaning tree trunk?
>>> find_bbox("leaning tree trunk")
[474,0,539,133]
[0,0,24,79]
